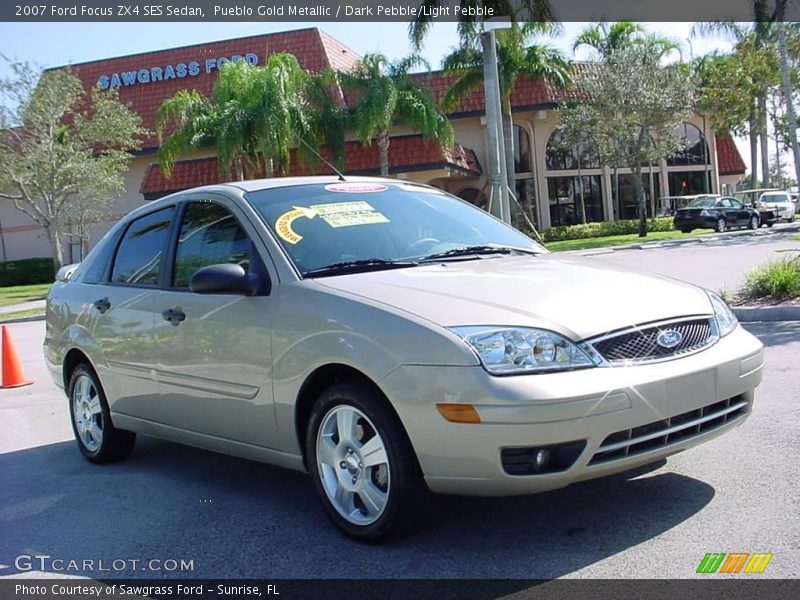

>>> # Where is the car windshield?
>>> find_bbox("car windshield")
[246,181,544,277]
[760,193,788,203]
[686,198,718,208]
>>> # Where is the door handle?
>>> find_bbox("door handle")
[162,307,186,326]
[93,297,111,314]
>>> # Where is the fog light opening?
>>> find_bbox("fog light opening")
[533,448,550,471]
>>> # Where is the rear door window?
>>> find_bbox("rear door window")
[110,207,175,286]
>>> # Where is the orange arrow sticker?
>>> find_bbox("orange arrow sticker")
[274,206,318,244]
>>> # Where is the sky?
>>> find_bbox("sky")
[0,21,751,167]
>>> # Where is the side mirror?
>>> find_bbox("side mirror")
[189,263,261,296]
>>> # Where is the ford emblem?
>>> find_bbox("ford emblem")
[656,329,683,349]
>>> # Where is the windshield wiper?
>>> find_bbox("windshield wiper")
[419,244,542,263]
[302,258,419,278]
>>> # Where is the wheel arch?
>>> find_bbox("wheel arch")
[294,363,404,470]
[62,347,97,391]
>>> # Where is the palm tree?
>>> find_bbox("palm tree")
[574,21,682,61]
[692,17,777,187]
[157,53,344,181]
[441,22,572,203]
[776,0,800,189]
[409,0,555,51]
[338,52,454,177]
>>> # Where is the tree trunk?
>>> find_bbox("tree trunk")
[265,157,274,179]
[235,157,244,181]
[777,15,800,191]
[576,162,587,224]
[633,168,647,237]
[46,226,64,270]
[758,93,770,186]
[501,102,516,213]
[378,130,390,177]
[749,107,759,187]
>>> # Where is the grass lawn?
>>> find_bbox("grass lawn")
[0,283,52,308]
[545,230,708,252]
[0,306,46,322]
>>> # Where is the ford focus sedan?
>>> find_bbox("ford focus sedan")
[45,177,764,540]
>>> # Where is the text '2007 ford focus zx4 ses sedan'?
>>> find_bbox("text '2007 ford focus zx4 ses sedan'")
[45,177,764,540]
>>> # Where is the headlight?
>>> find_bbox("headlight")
[450,326,596,375]
[707,291,738,337]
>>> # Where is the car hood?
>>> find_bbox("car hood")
[313,254,714,340]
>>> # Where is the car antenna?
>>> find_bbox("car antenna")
[294,134,346,182]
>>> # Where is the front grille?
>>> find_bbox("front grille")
[591,318,715,364]
[589,396,748,465]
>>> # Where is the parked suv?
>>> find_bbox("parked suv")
[757,191,796,222]
[45,177,764,540]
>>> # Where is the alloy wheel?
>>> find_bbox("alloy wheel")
[72,373,103,452]
[316,405,390,526]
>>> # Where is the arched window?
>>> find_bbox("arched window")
[457,187,488,211]
[668,123,709,166]
[545,128,599,171]
[514,125,532,173]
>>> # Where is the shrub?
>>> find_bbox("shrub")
[740,257,800,299]
[538,218,675,242]
[0,258,55,286]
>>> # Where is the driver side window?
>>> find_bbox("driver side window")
[718,198,732,208]
[172,201,252,288]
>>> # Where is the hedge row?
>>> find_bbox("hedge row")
[539,217,675,242]
[0,257,55,286]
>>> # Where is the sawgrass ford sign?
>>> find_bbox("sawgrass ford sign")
[96,52,258,89]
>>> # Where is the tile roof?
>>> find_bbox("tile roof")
[62,28,360,150]
[140,135,482,196]
[715,134,747,176]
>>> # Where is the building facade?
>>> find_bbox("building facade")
[0,27,747,263]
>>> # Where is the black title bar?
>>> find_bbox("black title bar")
[3,0,800,22]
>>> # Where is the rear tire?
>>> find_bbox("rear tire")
[680,228,691,234]
[306,380,426,541]
[68,363,135,464]
[747,215,759,230]
[715,218,727,233]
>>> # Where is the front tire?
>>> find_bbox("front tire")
[68,364,135,464]
[748,215,759,230]
[715,218,727,233]
[306,380,425,541]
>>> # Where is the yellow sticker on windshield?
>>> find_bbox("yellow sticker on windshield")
[310,201,390,229]
[275,205,318,244]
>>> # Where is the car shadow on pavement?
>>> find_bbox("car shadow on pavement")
[744,322,800,348]
[0,436,715,580]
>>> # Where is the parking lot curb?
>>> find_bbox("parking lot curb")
[0,315,45,325]
[575,222,800,256]
[733,306,800,322]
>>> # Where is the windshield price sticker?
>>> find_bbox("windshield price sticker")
[274,202,389,244]
[311,201,389,228]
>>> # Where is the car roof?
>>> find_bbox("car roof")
[659,194,720,200]
[124,176,417,221]
[228,175,402,193]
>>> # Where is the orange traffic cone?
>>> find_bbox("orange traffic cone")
[1,325,33,388]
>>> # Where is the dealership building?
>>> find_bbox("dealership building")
[0,27,746,262]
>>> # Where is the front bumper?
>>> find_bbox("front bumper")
[381,325,763,496]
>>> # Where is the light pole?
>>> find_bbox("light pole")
[482,19,512,223]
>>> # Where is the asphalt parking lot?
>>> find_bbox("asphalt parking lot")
[1,318,798,580]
